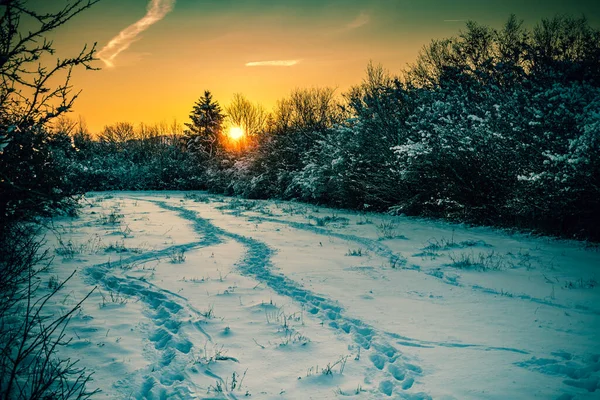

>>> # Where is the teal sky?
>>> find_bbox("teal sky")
[26,0,600,132]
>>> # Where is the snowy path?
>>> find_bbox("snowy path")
[224,212,600,318]
[150,199,431,398]
[42,192,600,399]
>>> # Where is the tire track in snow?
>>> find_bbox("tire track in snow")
[151,200,432,399]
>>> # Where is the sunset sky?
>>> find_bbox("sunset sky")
[33,0,600,133]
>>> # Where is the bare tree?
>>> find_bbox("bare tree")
[0,0,99,129]
[169,119,184,136]
[136,122,159,141]
[272,87,340,133]
[52,115,78,136]
[289,87,339,131]
[406,38,456,87]
[99,121,135,144]
[225,93,268,137]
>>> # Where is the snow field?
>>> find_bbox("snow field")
[38,192,600,399]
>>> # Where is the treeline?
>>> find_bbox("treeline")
[65,15,600,240]
[54,119,204,191]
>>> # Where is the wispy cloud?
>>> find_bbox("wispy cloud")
[97,0,175,68]
[347,12,370,29]
[245,60,301,67]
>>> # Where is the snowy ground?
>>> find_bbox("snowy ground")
[39,191,600,399]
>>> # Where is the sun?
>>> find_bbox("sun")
[228,126,244,140]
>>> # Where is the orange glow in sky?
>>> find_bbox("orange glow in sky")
[37,0,600,133]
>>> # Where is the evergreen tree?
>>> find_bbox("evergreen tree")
[184,91,225,157]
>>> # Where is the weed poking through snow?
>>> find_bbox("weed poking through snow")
[447,251,507,271]
[168,249,186,263]
[376,221,397,239]
[346,248,367,257]
[98,289,129,307]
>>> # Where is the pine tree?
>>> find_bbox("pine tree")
[184,91,225,157]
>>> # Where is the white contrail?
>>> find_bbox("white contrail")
[245,60,300,67]
[97,0,175,68]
